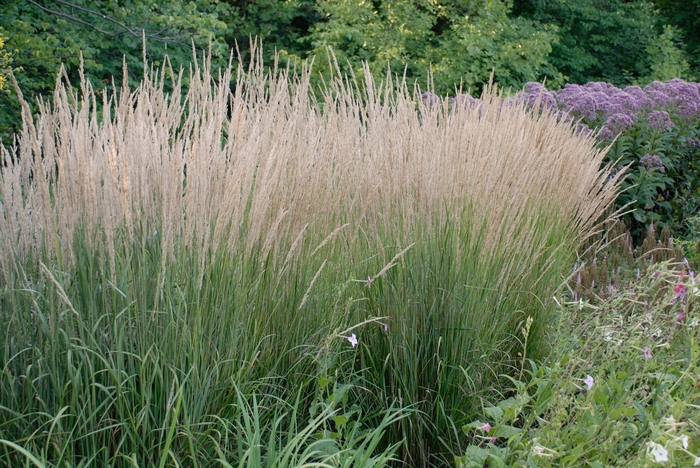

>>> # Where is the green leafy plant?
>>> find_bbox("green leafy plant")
[456,261,700,467]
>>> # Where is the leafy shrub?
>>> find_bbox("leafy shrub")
[0,32,11,93]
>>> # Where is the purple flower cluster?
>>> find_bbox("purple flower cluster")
[514,78,700,140]
[449,93,481,109]
[645,79,700,118]
[599,113,636,140]
[554,81,645,121]
[640,153,665,173]
[519,82,558,112]
[421,91,441,109]
[647,110,674,130]
[443,79,700,145]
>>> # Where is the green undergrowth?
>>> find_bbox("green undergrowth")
[0,206,576,467]
[457,260,700,467]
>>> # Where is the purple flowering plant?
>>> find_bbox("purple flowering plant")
[513,79,700,241]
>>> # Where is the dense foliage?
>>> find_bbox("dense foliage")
[513,0,663,85]
[1,0,698,140]
[0,0,232,140]
[457,260,700,467]
[654,0,700,73]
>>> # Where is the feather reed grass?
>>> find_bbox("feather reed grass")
[0,46,621,466]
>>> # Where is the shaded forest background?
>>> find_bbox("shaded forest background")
[0,0,698,141]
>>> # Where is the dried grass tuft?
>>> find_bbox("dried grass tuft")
[0,47,620,285]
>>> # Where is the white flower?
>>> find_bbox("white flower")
[648,442,669,463]
[531,441,557,458]
[662,415,679,431]
[694,456,700,466]
[583,375,595,390]
[679,434,689,450]
[347,333,358,348]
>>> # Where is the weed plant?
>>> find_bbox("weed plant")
[0,48,619,466]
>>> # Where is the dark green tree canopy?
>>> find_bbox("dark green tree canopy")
[1,0,697,140]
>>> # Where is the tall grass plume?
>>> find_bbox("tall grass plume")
[0,46,621,466]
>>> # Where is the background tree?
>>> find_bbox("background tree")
[429,0,560,94]
[512,0,661,85]
[2,0,698,141]
[0,0,230,141]
[0,30,12,93]
[643,24,694,82]
[218,0,320,64]
[298,0,558,96]
[653,0,700,76]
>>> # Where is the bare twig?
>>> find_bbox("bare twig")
[26,0,187,45]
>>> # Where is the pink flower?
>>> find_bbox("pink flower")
[347,334,358,348]
[490,437,497,444]
[674,283,686,301]
[677,311,685,322]
[643,346,653,360]
[584,375,595,390]
[481,422,491,433]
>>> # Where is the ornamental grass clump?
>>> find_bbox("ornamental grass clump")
[0,48,619,466]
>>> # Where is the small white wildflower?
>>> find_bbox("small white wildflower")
[583,375,595,390]
[662,415,679,431]
[679,434,689,450]
[694,456,700,466]
[648,442,669,463]
[347,333,358,348]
